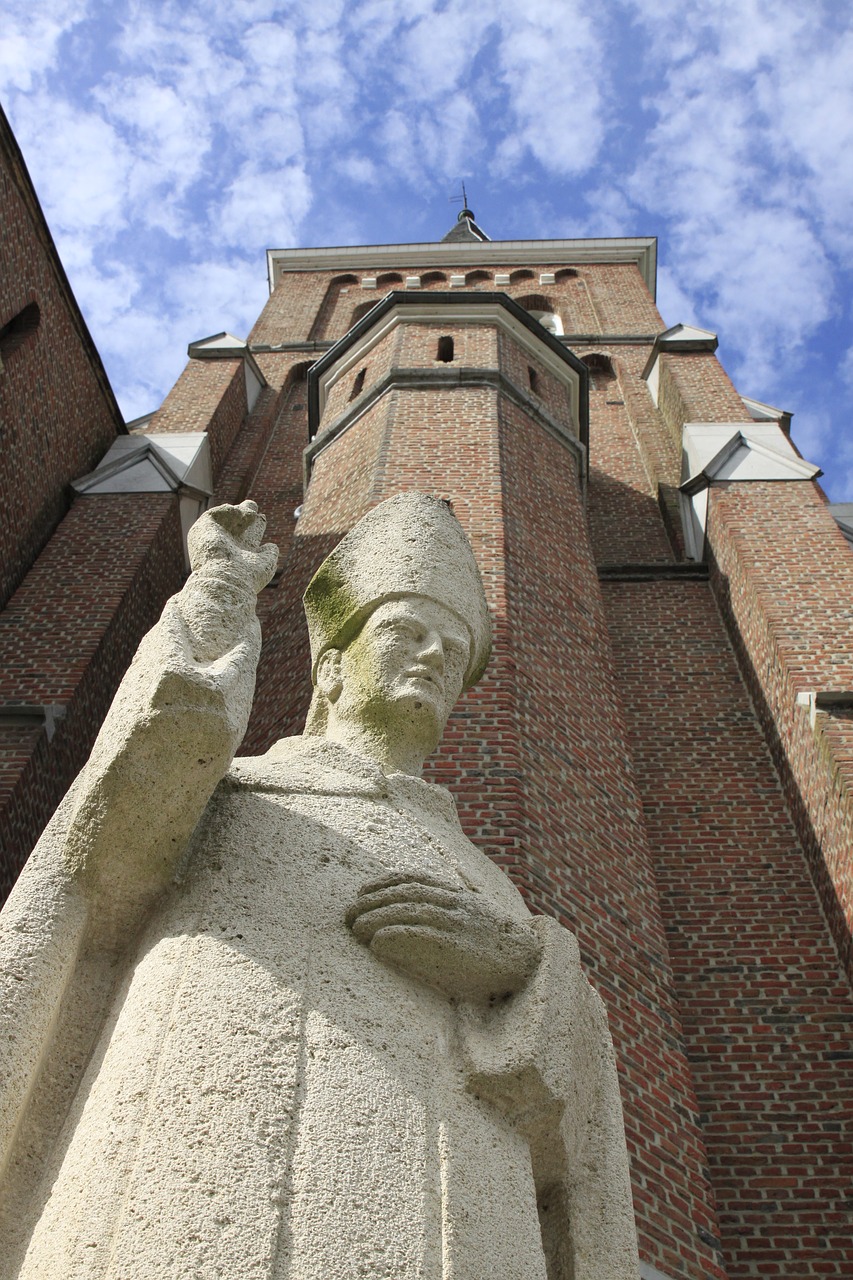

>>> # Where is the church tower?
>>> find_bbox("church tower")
[2,173,852,1278]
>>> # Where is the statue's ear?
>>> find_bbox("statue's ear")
[316,649,343,703]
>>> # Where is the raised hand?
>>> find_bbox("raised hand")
[174,502,278,666]
[346,873,541,1003]
[187,500,279,594]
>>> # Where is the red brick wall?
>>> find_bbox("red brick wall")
[585,350,676,565]
[0,495,185,893]
[581,262,662,334]
[251,259,660,347]
[148,356,248,480]
[494,397,724,1279]
[604,577,853,1278]
[707,482,853,981]
[235,274,853,1276]
[0,124,122,609]
[657,351,748,440]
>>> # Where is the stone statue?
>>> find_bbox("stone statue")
[0,493,639,1279]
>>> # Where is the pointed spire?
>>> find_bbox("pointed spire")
[441,207,490,242]
[441,183,490,242]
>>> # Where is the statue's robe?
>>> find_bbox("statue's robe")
[1,737,637,1280]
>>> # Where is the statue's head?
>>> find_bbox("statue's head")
[302,494,491,764]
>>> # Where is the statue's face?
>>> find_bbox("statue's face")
[335,596,471,740]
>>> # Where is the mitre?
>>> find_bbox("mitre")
[303,492,491,689]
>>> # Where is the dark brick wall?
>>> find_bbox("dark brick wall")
[0,116,122,610]
[0,495,185,892]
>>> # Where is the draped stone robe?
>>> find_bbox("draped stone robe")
[0,554,639,1280]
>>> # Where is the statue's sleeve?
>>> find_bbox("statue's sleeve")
[461,916,640,1280]
[0,527,271,1180]
[62,566,264,933]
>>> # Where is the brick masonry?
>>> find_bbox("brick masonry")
[0,111,123,611]
[2,194,852,1279]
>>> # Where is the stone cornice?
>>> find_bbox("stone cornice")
[303,366,586,491]
[268,236,658,297]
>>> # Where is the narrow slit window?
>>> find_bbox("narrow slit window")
[349,367,366,400]
[437,336,454,363]
[528,366,540,395]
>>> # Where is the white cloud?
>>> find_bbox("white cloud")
[217,161,312,248]
[494,4,607,175]
[0,0,86,91]
[840,345,853,394]
[335,154,379,185]
[1,0,850,494]
[98,253,270,421]
[656,268,701,332]
[613,0,853,407]
[11,95,135,236]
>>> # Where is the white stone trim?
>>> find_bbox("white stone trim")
[528,310,563,336]
[72,433,213,569]
[679,422,821,560]
[796,689,853,728]
[405,276,421,289]
[642,323,719,397]
[494,273,510,286]
[187,331,267,412]
[742,394,791,426]
[267,236,658,296]
[640,1262,679,1280]
[450,274,466,287]
[361,276,377,289]
[539,272,556,285]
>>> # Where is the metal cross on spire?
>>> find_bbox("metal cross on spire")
[449,180,474,221]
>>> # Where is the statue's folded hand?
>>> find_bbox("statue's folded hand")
[346,874,541,1003]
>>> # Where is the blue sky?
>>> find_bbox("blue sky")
[3,0,853,500]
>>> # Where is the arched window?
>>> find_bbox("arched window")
[515,294,563,336]
[421,271,448,287]
[0,302,40,362]
[465,270,491,285]
[351,300,377,327]
[436,336,454,363]
[284,362,312,417]
[309,275,360,340]
[377,272,404,286]
[510,269,535,283]
[555,268,578,281]
[581,353,616,389]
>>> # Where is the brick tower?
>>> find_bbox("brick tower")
[2,163,853,1278]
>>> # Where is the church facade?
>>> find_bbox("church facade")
[2,112,853,1277]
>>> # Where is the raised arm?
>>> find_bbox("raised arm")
[0,501,276,1180]
[63,500,277,941]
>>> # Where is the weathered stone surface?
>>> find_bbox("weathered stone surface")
[0,494,638,1279]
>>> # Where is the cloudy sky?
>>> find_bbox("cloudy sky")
[3,0,853,499]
